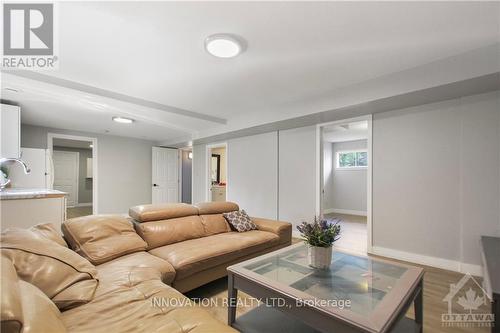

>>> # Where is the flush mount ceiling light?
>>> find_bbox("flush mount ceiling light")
[205,34,244,58]
[112,116,134,124]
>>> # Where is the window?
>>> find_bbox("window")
[336,150,368,169]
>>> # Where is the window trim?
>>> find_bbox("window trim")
[335,149,368,170]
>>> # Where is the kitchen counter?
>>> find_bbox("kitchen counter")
[0,188,67,200]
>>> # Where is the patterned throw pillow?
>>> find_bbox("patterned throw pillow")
[223,210,257,232]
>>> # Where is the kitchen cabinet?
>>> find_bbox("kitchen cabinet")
[86,158,93,178]
[0,104,21,158]
[211,186,226,202]
[0,189,67,230]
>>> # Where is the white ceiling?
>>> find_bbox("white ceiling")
[323,121,368,143]
[2,1,499,142]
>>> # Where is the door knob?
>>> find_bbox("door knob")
[153,184,158,187]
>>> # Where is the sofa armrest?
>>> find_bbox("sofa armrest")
[251,217,292,245]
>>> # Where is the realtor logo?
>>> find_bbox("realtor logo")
[442,273,494,328]
[2,3,58,69]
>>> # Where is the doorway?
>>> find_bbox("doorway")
[180,148,192,204]
[206,143,227,202]
[317,115,372,254]
[152,147,179,204]
[48,133,97,218]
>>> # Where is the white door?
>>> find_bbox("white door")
[152,147,179,204]
[53,150,78,207]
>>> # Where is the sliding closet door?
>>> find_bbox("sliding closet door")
[227,132,278,219]
[278,126,316,230]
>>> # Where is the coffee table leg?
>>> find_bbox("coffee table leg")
[228,273,238,325]
[414,279,423,333]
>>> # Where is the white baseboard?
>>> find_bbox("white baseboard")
[371,246,483,277]
[75,202,92,207]
[323,208,367,217]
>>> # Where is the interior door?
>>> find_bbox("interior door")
[53,150,78,207]
[152,147,179,204]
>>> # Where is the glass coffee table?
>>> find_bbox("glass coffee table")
[227,244,424,333]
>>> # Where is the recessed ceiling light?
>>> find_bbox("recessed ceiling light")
[112,116,134,124]
[205,34,244,58]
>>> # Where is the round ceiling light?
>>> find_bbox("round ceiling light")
[112,116,134,124]
[205,34,243,58]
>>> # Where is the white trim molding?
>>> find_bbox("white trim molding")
[371,246,483,277]
[75,202,92,207]
[48,133,98,215]
[324,208,368,217]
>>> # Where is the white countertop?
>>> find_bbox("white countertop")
[0,188,67,200]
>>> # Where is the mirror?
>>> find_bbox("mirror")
[211,154,221,184]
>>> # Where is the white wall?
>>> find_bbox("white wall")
[372,91,500,271]
[21,125,155,214]
[324,140,367,214]
[279,126,317,229]
[227,132,278,219]
[191,144,207,204]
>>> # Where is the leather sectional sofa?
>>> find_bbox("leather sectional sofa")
[1,201,292,333]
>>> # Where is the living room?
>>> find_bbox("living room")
[1,2,499,333]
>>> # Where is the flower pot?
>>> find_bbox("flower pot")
[307,245,332,269]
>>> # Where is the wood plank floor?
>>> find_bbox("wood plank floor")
[186,238,492,333]
[66,206,92,219]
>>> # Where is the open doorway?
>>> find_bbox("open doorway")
[207,143,227,202]
[318,115,372,254]
[180,148,192,204]
[48,133,97,218]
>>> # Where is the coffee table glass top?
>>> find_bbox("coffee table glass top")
[243,245,406,315]
[231,244,423,331]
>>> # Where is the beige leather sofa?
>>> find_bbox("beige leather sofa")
[130,201,292,292]
[1,201,292,333]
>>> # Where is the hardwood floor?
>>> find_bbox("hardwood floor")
[325,213,367,254]
[66,206,92,219]
[186,239,491,333]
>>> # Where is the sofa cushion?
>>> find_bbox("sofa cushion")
[223,210,257,232]
[96,251,176,285]
[199,214,231,236]
[62,215,147,265]
[149,230,279,280]
[18,280,67,333]
[195,201,239,214]
[51,279,98,311]
[61,279,237,333]
[1,228,98,303]
[29,223,68,247]
[134,215,205,250]
[129,203,198,222]
[1,257,23,333]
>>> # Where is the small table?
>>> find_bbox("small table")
[481,236,500,333]
[228,244,424,333]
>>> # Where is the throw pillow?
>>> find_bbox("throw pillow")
[222,210,257,232]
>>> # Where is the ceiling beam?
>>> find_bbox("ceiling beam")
[3,70,227,125]
[164,72,500,147]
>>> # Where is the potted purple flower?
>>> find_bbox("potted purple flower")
[296,217,341,269]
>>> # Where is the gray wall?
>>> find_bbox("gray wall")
[191,90,500,271]
[181,150,192,204]
[279,126,317,228]
[324,140,367,213]
[227,132,278,219]
[21,125,155,214]
[373,91,500,267]
[53,146,93,204]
